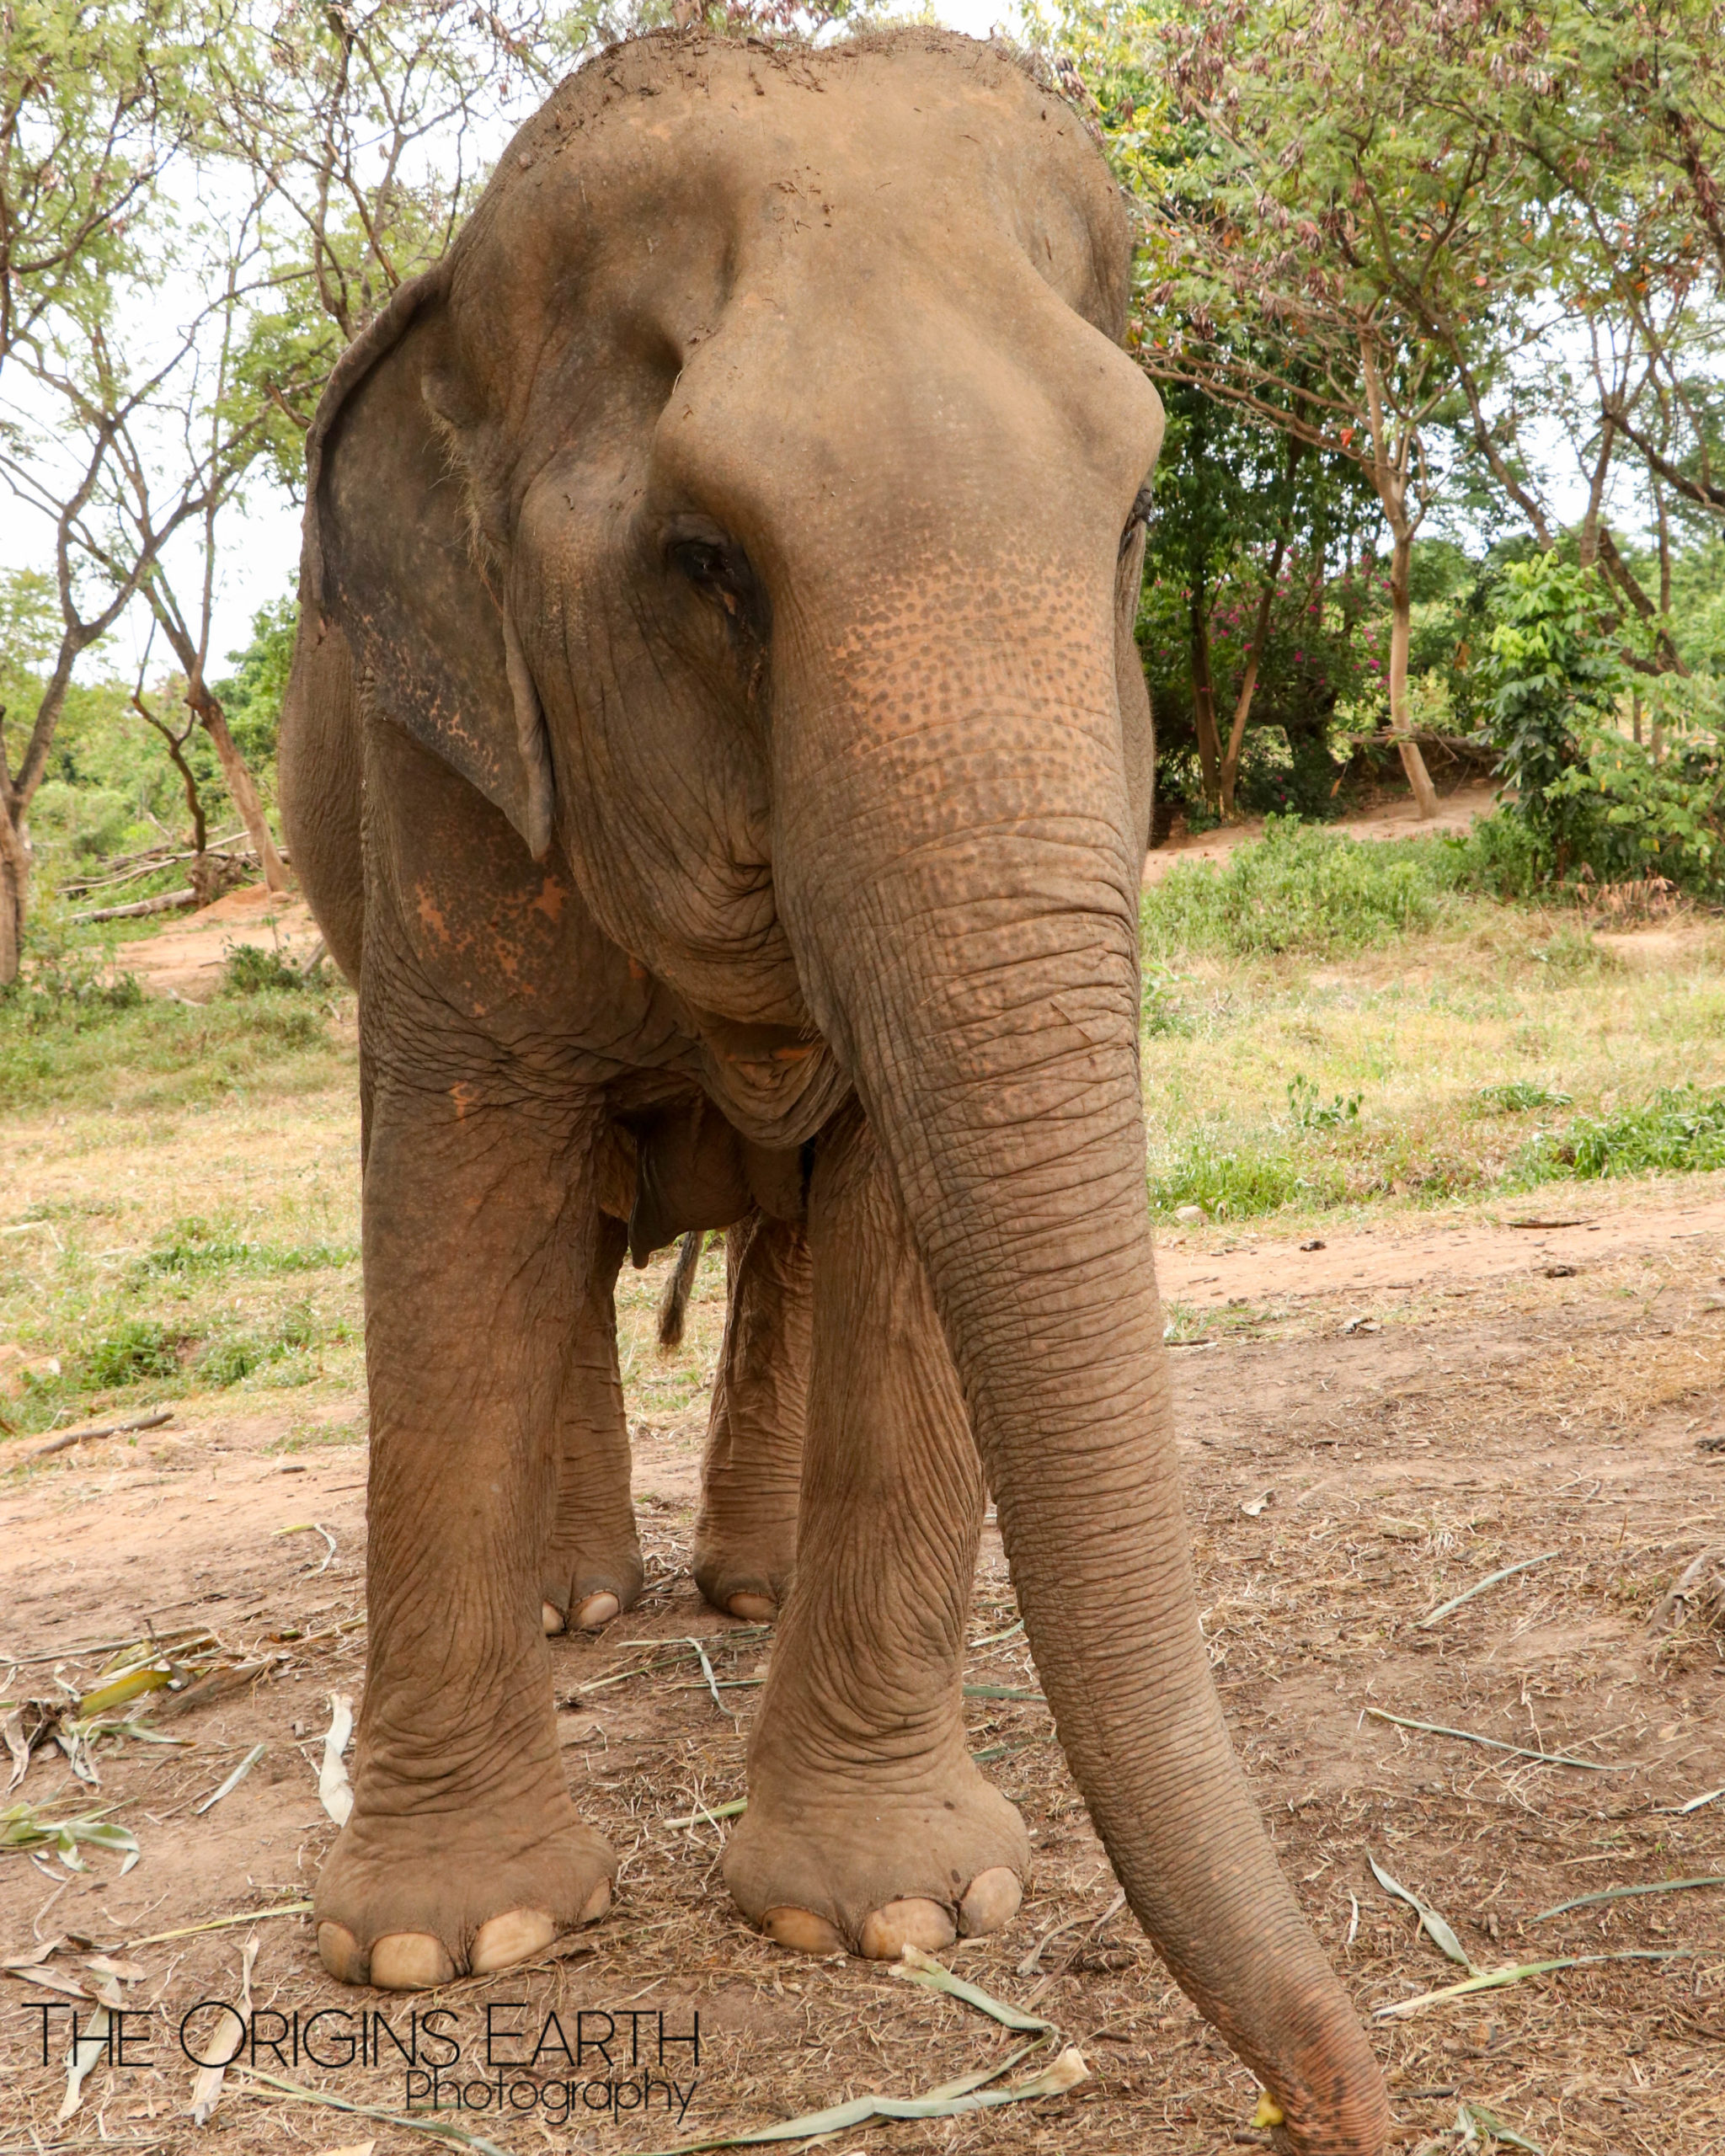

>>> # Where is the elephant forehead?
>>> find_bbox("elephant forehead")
[450,31,1126,371]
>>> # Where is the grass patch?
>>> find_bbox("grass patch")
[196,1302,335,1387]
[1525,1088,1725,1181]
[1477,1081,1572,1113]
[0,976,347,1114]
[1149,1131,1340,1220]
[83,1319,189,1387]
[136,1217,358,1279]
[1140,811,1563,974]
[1146,1080,1725,1225]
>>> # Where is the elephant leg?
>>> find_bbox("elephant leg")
[542,1211,644,1636]
[314,1064,615,1990]
[722,1113,1028,1956]
[694,1209,810,1622]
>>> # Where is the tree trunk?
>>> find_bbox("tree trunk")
[1219,532,1288,819]
[0,787,28,989]
[1188,580,1221,810]
[1386,526,1439,819]
[190,689,291,893]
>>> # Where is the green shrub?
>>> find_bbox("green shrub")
[1287,1075,1362,1129]
[1482,554,1725,894]
[1525,1087,1725,1180]
[1142,817,1452,958]
[1545,692,1725,895]
[1440,811,1549,900]
[223,942,314,995]
[83,1321,184,1387]
[1483,556,1621,870]
[1141,958,1191,1037]
[29,781,141,860]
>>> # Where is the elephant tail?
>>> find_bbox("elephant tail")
[658,1230,704,1350]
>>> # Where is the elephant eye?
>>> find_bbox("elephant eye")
[666,521,764,634]
[1119,481,1155,560]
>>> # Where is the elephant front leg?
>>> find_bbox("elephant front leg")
[542,1212,644,1636]
[723,1115,1028,1956]
[695,1209,810,1621]
[316,1081,616,1990]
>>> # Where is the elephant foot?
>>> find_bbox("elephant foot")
[315,1801,617,1988]
[723,1754,1028,1958]
[693,1541,790,1623]
[542,1543,644,1636]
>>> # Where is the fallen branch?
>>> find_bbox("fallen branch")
[25,1410,174,1461]
[663,1796,747,1830]
[71,888,196,922]
[1364,1705,1628,1772]
[633,2043,1089,2154]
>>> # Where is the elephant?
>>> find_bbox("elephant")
[278,27,1389,2153]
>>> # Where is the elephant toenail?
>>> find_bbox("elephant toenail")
[579,1876,613,1924]
[368,1932,456,1990]
[958,1867,1023,1936]
[574,1591,621,1630]
[726,1591,777,1622]
[859,1899,957,1960]
[472,1909,557,1973]
[317,1921,366,1985]
[542,1600,566,1636]
[761,1906,846,1955]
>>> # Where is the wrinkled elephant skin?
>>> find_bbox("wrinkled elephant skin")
[279,29,1389,2153]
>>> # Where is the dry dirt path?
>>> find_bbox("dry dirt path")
[3,1195,1723,2153]
[1156,1187,1725,1312]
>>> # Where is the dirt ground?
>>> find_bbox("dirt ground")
[3,1182,1723,2156]
[114,886,325,1002]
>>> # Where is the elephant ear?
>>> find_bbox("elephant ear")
[302,266,555,858]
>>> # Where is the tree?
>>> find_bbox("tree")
[0,1,205,373]
[0,318,241,979]
[1506,0,1725,532]
[1128,0,1588,817]
[1,0,589,974]
[0,169,316,982]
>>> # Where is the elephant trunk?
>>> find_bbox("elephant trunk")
[775,627,1388,2154]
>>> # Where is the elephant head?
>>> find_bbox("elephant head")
[301,29,1386,2152]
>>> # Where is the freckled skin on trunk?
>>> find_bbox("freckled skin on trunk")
[769,574,1389,2146]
